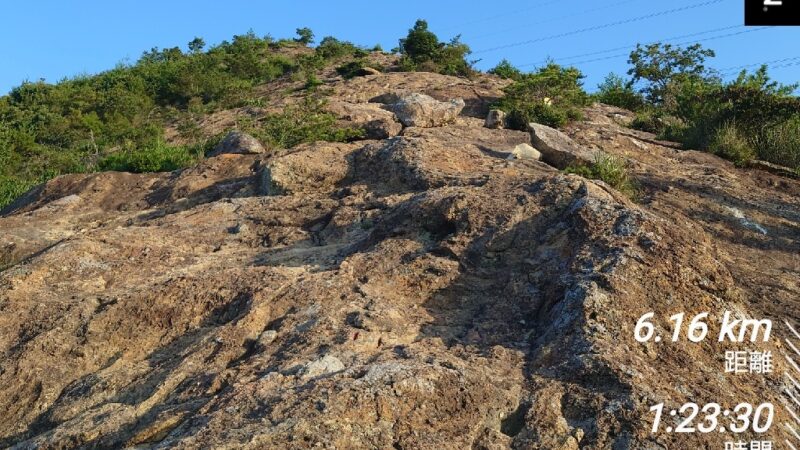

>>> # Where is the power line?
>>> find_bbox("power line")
[472,0,728,55]
[526,26,768,68]
[463,0,641,41]
[439,0,563,32]
[718,56,800,74]
[767,60,800,72]
[515,25,748,68]
[718,59,800,77]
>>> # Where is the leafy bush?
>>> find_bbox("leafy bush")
[336,61,365,79]
[629,108,664,133]
[708,123,755,166]
[595,73,646,111]
[336,60,382,79]
[396,20,472,77]
[620,43,800,170]
[397,20,439,60]
[98,140,201,173]
[493,63,590,129]
[288,37,370,83]
[188,37,205,53]
[304,73,323,90]
[489,59,523,81]
[247,97,364,149]
[752,117,800,169]
[658,66,800,168]
[0,30,308,209]
[0,175,42,212]
[295,28,315,45]
[316,37,367,60]
[565,154,638,199]
[627,43,716,104]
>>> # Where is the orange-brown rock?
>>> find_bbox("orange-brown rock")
[1,74,798,450]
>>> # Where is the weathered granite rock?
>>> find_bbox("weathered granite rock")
[0,77,796,450]
[506,143,541,161]
[485,109,506,129]
[529,122,602,169]
[209,131,265,156]
[257,141,364,195]
[327,101,402,139]
[391,93,465,128]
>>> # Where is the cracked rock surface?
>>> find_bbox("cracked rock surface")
[1,72,799,449]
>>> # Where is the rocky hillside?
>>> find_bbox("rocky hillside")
[1,69,799,449]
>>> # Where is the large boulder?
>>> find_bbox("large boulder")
[507,143,541,161]
[209,131,266,157]
[528,123,602,169]
[257,141,363,196]
[331,72,507,118]
[484,109,506,129]
[326,101,402,139]
[391,93,465,128]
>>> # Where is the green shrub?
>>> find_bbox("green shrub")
[196,133,226,157]
[0,30,309,209]
[304,73,323,90]
[620,56,800,171]
[494,63,589,130]
[489,59,523,81]
[627,43,716,104]
[595,73,646,111]
[656,66,800,165]
[752,117,800,169]
[247,97,364,149]
[316,37,366,60]
[398,20,439,60]
[629,108,664,134]
[295,27,315,45]
[336,61,364,79]
[335,60,382,79]
[565,154,638,199]
[0,175,41,211]
[291,37,369,84]
[708,123,755,166]
[98,140,201,173]
[396,20,472,77]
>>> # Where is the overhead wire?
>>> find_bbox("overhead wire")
[463,0,642,41]
[434,0,797,81]
[523,26,769,68]
[718,56,800,75]
[471,0,728,55]
[515,25,755,68]
[438,0,564,32]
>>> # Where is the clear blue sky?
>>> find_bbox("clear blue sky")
[1,0,798,94]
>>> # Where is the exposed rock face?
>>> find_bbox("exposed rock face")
[485,109,506,129]
[529,122,602,169]
[391,93,466,128]
[326,100,402,139]
[209,131,266,156]
[331,72,509,118]
[1,76,798,450]
[257,141,367,195]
